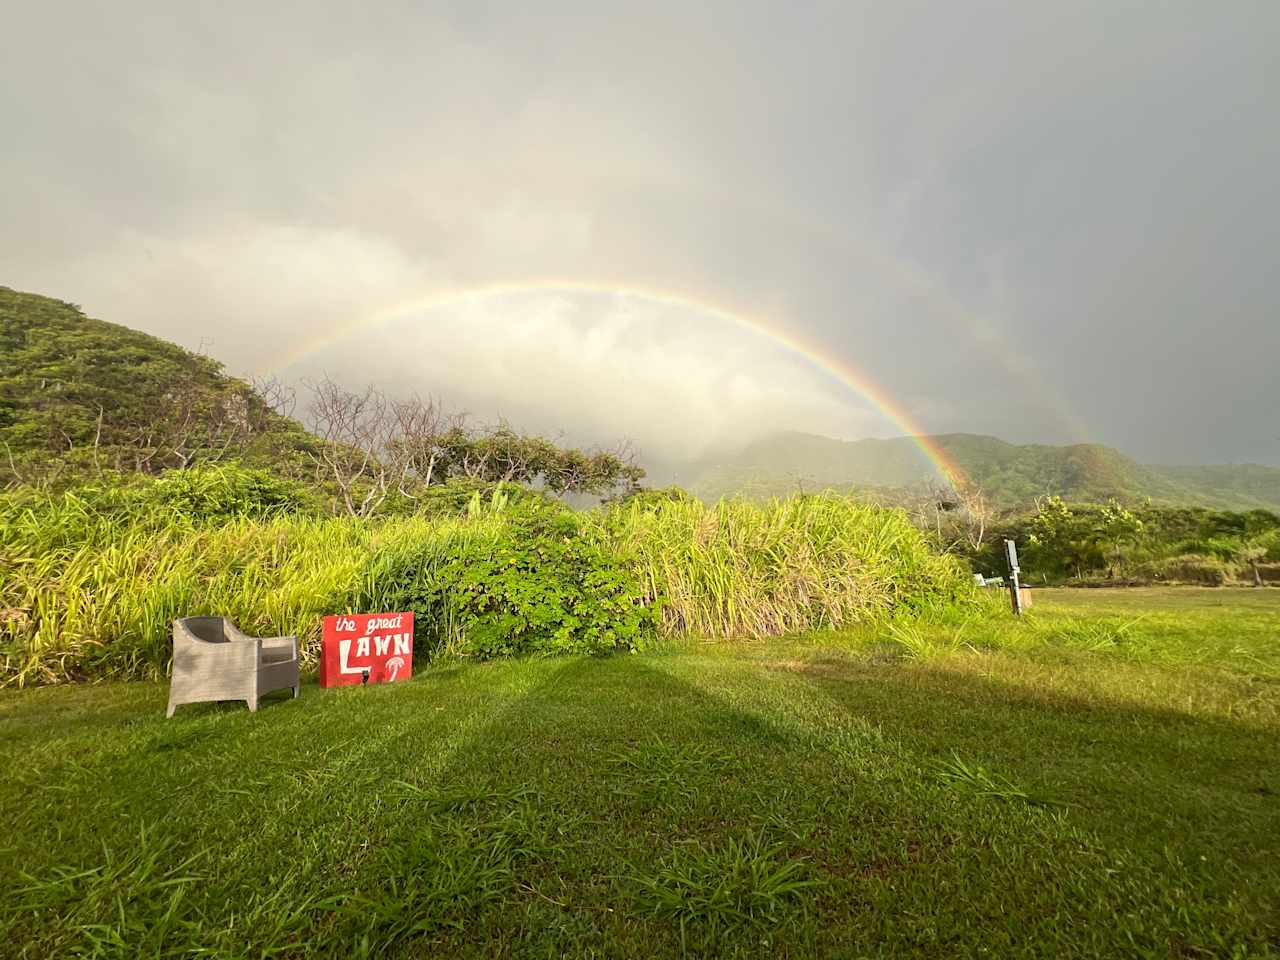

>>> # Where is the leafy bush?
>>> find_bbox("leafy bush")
[618,485,695,508]
[364,500,656,659]
[137,463,316,521]
[1133,554,1236,586]
[1259,531,1280,563]
[376,477,545,519]
[1177,536,1248,562]
[0,463,315,554]
[973,499,1280,585]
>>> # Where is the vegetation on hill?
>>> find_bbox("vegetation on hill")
[1155,463,1280,510]
[682,431,1280,512]
[0,286,317,481]
[0,286,981,686]
[0,286,643,506]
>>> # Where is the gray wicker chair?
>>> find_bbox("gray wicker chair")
[166,617,299,718]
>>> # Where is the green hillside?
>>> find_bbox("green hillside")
[1153,464,1280,512]
[0,286,314,481]
[682,431,1280,512]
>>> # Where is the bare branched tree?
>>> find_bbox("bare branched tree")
[951,480,992,552]
[107,379,262,473]
[300,376,644,514]
[388,395,465,496]
[305,376,397,517]
[251,376,298,421]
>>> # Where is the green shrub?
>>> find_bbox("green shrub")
[0,464,315,555]
[373,478,547,519]
[364,500,656,659]
[972,501,1280,584]
[618,485,695,508]
[0,514,381,684]
[1135,554,1236,586]
[138,464,314,521]
[1174,536,1246,562]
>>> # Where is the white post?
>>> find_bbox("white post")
[1004,538,1024,616]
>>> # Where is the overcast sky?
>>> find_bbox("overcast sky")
[3,1,1277,464]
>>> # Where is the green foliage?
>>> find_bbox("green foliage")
[1135,554,1235,586]
[974,497,1280,584]
[0,464,318,556]
[365,499,657,659]
[131,463,316,521]
[626,831,822,951]
[372,477,544,519]
[13,826,206,956]
[884,620,975,662]
[617,485,695,508]
[0,286,315,483]
[2,485,977,684]
[454,427,645,497]
[933,753,1065,808]
[1046,613,1151,653]
[607,493,975,638]
[333,788,561,952]
[607,741,740,807]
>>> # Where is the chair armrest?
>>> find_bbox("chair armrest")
[259,635,298,663]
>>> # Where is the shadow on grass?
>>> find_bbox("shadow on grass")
[773,653,1280,871]
[325,656,820,958]
[6,648,1279,958]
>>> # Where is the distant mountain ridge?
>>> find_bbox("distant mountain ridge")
[675,431,1280,513]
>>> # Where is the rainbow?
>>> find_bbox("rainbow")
[263,280,968,487]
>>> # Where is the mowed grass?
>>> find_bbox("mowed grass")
[1,588,1277,958]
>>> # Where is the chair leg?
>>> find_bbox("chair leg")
[292,685,300,699]
[166,701,177,719]
[247,697,258,713]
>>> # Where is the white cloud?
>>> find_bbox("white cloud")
[283,287,886,460]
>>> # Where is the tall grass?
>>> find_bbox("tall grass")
[1,507,497,686]
[1,487,976,686]
[603,494,969,638]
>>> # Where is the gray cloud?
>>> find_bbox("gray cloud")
[3,0,1277,464]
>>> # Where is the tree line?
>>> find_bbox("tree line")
[292,376,643,516]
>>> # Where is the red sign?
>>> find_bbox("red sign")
[319,612,414,688]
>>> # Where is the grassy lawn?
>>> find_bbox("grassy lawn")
[2,588,1277,958]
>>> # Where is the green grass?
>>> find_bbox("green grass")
[3,487,974,685]
[2,587,1278,957]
